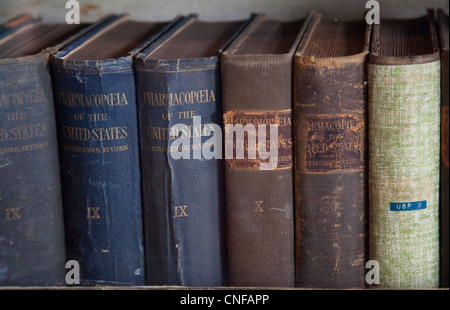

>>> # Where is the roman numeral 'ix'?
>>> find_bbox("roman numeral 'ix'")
[5,207,22,220]
[87,207,101,219]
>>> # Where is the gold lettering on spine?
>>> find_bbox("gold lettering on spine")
[0,89,46,107]
[61,125,128,142]
[254,201,264,213]
[0,123,49,142]
[223,110,292,170]
[5,207,22,220]
[304,114,364,173]
[143,89,216,106]
[147,123,217,141]
[87,207,101,219]
[174,205,188,218]
[57,91,131,154]
[58,92,128,108]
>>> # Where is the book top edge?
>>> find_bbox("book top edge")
[222,13,312,58]
[369,13,441,64]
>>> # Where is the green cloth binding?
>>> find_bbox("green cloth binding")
[368,61,441,288]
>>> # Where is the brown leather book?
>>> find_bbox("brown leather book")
[293,13,371,288]
[221,13,313,287]
[438,8,449,288]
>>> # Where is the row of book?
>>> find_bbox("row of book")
[0,9,448,289]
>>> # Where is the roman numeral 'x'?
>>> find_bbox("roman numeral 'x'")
[254,201,264,212]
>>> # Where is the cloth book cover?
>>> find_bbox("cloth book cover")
[135,14,254,286]
[0,17,89,286]
[51,14,183,285]
[221,13,313,287]
[368,12,441,288]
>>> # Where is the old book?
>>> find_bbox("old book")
[0,19,88,286]
[51,14,182,286]
[438,8,449,288]
[0,14,36,40]
[293,13,370,288]
[221,13,312,287]
[368,12,441,288]
[135,14,253,286]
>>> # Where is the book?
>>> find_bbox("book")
[293,13,370,288]
[368,12,441,288]
[438,8,449,288]
[0,19,88,286]
[0,14,36,40]
[221,13,312,287]
[135,14,253,287]
[51,14,181,286]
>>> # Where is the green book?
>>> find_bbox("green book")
[368,13,441,288]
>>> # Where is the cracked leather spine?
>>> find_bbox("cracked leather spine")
[293,13,370,288]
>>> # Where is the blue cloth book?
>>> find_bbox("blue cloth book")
[51,14,184,286]
[0,19,89,286]
[135,14,255,286]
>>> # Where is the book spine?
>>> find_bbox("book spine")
[294,55,368,288]
[440,44,449,288]
[0,14,36,41]
[51,58,145,286]
[0,55,65,286]
[136,58,226,286]
[222,55,295,287]
[368,61,441,288]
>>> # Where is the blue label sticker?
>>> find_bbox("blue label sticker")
[390,200,427,211]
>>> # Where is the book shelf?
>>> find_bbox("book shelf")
[0,0,449,296]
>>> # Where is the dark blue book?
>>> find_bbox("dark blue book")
[51,14,183,286]
[135,14,254,286]
[0,14,37,40]
[0,20,89,286]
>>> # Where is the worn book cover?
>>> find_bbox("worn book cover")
[221,13,313,287]
[51,14,182,286]
[294,13,370,288]
[0,19,89,286]
[368,12,441,288]
[136,14,253,286]
[0,13,36,40]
